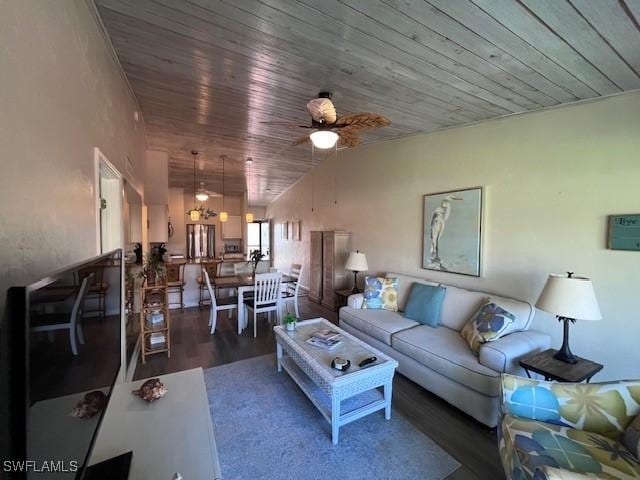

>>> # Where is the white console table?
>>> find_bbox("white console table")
[90,368,221,479]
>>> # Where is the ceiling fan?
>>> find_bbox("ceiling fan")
[195,181,222,202]
[263,92,391,149]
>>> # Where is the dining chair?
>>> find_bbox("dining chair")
[243,272,282,338]
[233,262,251,275]
[281,264,303,319]
[218,262,235,276]
[165,263,185,311]
[31,274,93,355]
[78,266,108,318]
[198,260,219,309]
[203,270,237,335]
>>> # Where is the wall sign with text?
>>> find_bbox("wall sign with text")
[608,214,640,251]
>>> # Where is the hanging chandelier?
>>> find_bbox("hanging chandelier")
[186,150,216,221]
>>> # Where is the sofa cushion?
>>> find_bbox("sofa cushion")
[386,272,439,311]
[500,414,640,480]
[362,276,399,311]
[392,325,501,396]
[479,330,551,373]
[439,284,534,333]
[403,283,447,327]
[460,301,515,354]
[339,307,418,346]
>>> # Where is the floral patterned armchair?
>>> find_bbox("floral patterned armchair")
[498,374,640,479]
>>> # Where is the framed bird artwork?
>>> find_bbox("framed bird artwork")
[422,187,483,277]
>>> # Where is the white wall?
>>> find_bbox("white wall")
[267,92,640,381]
[144,150,169,205]
[0,1,146,312]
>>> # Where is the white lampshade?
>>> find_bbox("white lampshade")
[345,251,368,272]
[219,211,228,222]
[536,274,602,321]
[310,130,339,149]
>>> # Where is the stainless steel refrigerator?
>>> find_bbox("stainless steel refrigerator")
[186,224,216,259]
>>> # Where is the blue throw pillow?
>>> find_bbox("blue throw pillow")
[403,283,446,327]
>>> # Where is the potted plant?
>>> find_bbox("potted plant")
[247,249,266,276]
[284,312,297,332]
[139,253,166,286]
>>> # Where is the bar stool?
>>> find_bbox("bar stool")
[166,262,185,311]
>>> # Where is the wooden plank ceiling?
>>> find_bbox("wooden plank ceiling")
[94,0,640,205]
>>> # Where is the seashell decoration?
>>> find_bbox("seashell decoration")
[70,390,107,419]
[132,378,167,402]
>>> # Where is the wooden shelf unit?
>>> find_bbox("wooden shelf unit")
[139,283,171,363]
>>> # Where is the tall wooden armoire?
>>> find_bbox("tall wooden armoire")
[309,231,352,311]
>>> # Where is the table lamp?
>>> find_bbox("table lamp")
[345,251,368,294]
[535,272,602,364]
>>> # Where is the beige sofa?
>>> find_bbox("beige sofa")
[339,272,550,427]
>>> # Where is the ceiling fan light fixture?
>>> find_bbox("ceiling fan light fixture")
[195,191,209,202]
[310,130,339,149]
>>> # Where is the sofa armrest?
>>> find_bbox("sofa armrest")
[347,293,364,309]
[479,330,551,373]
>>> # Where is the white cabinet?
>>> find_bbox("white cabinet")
[147,204,168,242]
[222,215,242,239]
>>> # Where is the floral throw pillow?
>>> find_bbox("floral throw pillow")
[460,300,515,355]
[623,414,640,460]
[362,276,399,311]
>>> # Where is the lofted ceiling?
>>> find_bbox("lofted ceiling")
[94,0,640,205]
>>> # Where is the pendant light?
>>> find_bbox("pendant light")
[188,150,201,221]
[219,155,228,222]
[186,150,216,221]
[245,157,254,223]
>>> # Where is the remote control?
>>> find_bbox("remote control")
[358,356,377,368]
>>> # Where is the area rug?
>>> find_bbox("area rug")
[204,354,460,480]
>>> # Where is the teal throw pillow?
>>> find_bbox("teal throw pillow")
[402,283,446,327]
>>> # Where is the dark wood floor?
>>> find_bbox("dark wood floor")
[134,297,503,480]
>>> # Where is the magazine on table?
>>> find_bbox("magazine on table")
[306,329,342,350]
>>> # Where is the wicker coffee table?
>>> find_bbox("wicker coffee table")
[274,318,398,444]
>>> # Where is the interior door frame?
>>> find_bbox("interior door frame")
[94,147,124,254]
[94,147,128,383]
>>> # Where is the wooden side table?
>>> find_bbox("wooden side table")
[519,348,603,383]
[335,288,355,310]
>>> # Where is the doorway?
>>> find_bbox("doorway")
[95,147,123,253]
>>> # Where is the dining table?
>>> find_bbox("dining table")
[212,274,297,334]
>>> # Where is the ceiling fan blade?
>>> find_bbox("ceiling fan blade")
[334,113,391,131]
[338,129,361,147]
[292,134,310,146]
[259,121,312,128]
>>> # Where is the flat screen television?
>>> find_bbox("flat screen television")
[1,250,124,479]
